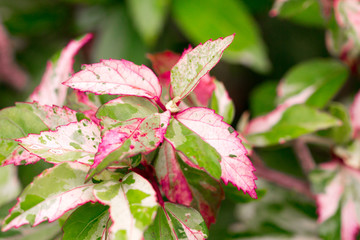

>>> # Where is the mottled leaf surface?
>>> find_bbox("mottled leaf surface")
[145,202,208,240]
[64,59,161,99]
[0,102,77,166]
[247,104,341,147]
[310,162,360,240]
[210,79,235,124]
[164,117,221,179]
[30,34,92,106]
[18,120,101,165]
[175,107,257,198]
[62,202,109,240]
[3,162,96,231]
[88,111,171,179]
[170,35,233,102]
[93,172,158,240]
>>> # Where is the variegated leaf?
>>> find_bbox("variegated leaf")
[170,35,233,102]
[17,120,101,165]
[175,107,257,198]
[64,59,162,99]
[0,165,21,207]
[164,117,221,179]
[2,162,96,231]
[30,34,92,106]
[93,172,158,240]
[210,79,235,124]
[0,102,77,166]
[350,90,360,139]
[96,96,159,122]
[88,111,171,179]
[335,0,360,47]
[145,202,208,240]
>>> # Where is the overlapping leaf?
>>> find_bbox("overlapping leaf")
[144,202,208,240]
[170,35,233,102]
[93,172,158,240]
[62,202,110,240]
[154,141,223,226]
[0,102,78,166]
[30,34,92,106]
[17,120,101,165]
[0,165,20,208]
[2,162,96,231]
[210,80,235,124]
[175,107,257,198]
[64,59,162,99]
[246,104,341,147]
[335,0,360,47]
[88,111,171,179]
[310,162,360,240]
[350,90,360,138]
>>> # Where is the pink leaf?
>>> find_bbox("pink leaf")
[30,34,92,106]
[88,111,171,178]
[334,0,360,45]
[155,140,193,206]
[64,59,161,99]
[350,90,360,138]
[147,50,180,86]
[175,107,257,198]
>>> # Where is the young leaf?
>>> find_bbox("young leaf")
[210,79,235,124]
[64,59,162,99]
[172,0,270,73]
[164,117,222,179]
[96,96,159,122]
[2,162,96,231]
[277,59,348,108]
[175,107,257,198]
[93,172,158,240]
[30,34,92,106]
[350,90,360,138]
[88,111,171,179]
[62,202,110,240]
[0,102,77,166]
[144,202,208,240]
[170,35,233,102]
[127,0,170,46]
[154,142,223,226]
[17,120,101,165]
[311,162,360,240]
[246,104,341,147]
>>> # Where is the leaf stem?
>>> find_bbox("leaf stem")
[293,139,316,174]
[251,152,315,199]
[154,97,167,112]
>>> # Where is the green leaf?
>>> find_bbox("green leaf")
[277,59,348,108]
[96,96,159,123]
[62,202,110,240]
[271,0,325,27]
[224,183,266,203]
[164,118,221,179]
[3,162,95,231]
[0,165,21,208]
[246,104,341,147]
[93,172,158,240]
[210,80,235,124]
[145,202,208,240]
[170,35,233,102]
[249,81,278,118]
[172,0,270,73]
[127,0,170,46]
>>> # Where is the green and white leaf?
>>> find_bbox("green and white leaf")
[145,202,208,240]
[18,120,101,165]
[93,172,158,240]
[246,104,341,147]
[210,79,235,124]
[170,35,233,102]
[2,162,96,231]
[62,202,110,240]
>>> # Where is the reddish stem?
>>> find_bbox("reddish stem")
[132,165,164,206]
[293,139,316,174]
[155,97,167,112]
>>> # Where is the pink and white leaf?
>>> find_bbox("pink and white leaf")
[30,34,92,106]
[17,120,101,166]
[175,107,257,198]
[2,162,95,231]
[88,111,171,178]
[350,90,360,139]
[64,59,161,99]
[170,35,234,102]
[93,172,158,240]
[155,140,193,206]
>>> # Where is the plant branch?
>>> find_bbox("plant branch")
[293,139,316,174]
[154,97,167,112]
[250,152,315,200]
